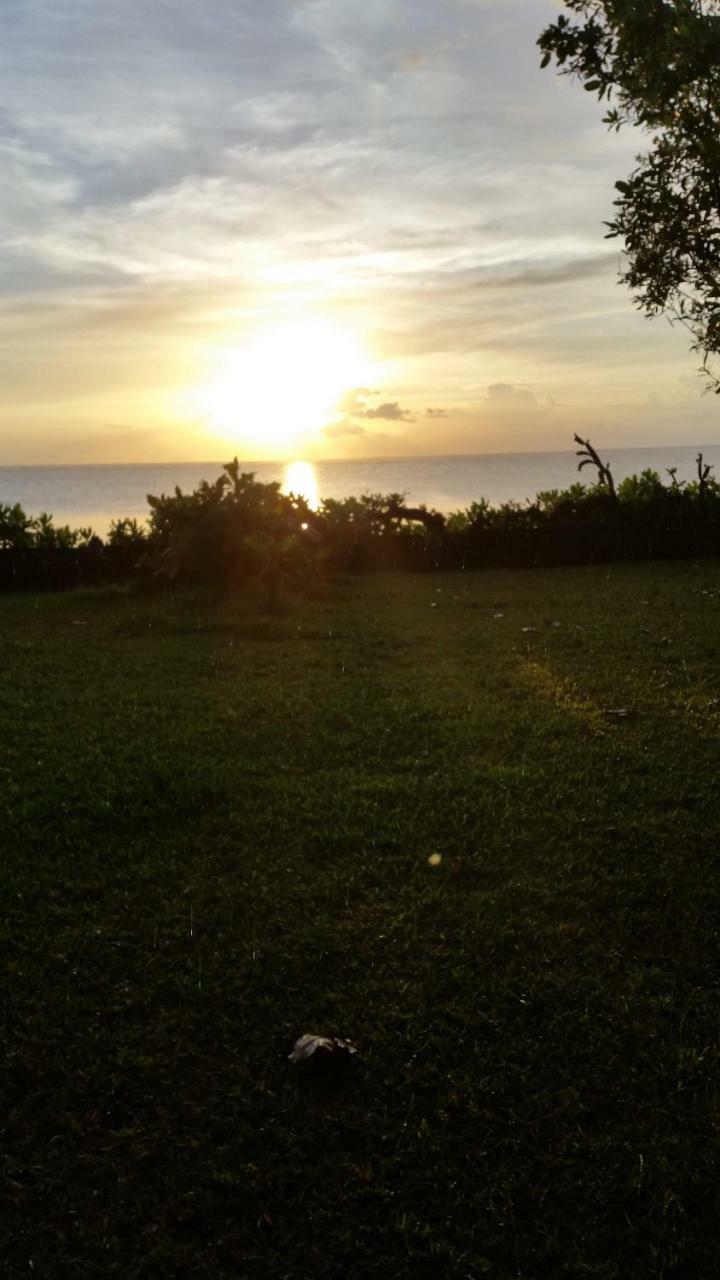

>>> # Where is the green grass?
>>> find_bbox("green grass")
[3,563,720,1278]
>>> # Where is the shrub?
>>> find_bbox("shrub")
[107,517,148,546]
[5,440,720,592]
[144,458,324,593]
[0,503,34,550]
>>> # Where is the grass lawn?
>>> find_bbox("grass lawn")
[3,562,720,1278]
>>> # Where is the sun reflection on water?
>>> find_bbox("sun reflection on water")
[283,460,320,510]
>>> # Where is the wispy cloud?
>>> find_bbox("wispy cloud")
[360,401,414,422]
[0,0,713,460]
[485,383,537,407]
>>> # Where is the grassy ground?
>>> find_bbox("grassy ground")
[3,562,720,1278]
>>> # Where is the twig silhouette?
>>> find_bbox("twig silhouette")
[574,434,616,499]
[697,452,714,495]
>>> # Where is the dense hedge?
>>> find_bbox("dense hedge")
[4,445,720,592]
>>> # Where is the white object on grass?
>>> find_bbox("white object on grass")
[288,1034,358,1063]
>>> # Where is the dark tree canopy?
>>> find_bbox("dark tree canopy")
[538,0,720,389]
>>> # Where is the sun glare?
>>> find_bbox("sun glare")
[200,319,374,448]
[283,460,320,509]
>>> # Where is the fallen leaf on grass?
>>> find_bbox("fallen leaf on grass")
[288,1034,358,1064]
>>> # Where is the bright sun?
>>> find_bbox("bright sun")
[199,318,375,447]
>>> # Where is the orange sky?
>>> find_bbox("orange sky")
[1,0,718,464]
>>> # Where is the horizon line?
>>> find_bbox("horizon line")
[3,441,720,469]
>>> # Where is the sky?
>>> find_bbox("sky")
[2,0,719,464]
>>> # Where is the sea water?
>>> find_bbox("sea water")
[1,446,720,536]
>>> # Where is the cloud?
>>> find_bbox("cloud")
[0,0,714,461]
[339,388,414,422]
[339,388,380,414]
[361,401,414,422]
[486,383,538,407]
[0,0,634,300]
[483,251,622,291]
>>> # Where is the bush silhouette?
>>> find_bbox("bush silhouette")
[145,458,325,594]
[4,442,720,592]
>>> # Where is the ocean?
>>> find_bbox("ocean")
[1,445,720,537]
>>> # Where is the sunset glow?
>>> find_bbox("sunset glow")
[3,0,720,465]
[283,460,320,510]
[197,320,376,450]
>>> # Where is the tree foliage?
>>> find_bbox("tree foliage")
[145,458,324,594]
[8,447,720,589]
[538,0,720,388]
[0,502,93,550]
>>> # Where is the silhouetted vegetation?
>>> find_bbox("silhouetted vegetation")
[6,444,720,591]
[539,0,720,390]
[143,459,325,601]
